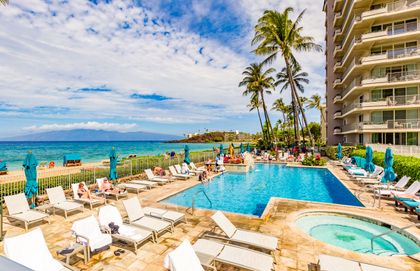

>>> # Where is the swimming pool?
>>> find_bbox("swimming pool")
[162,164,363,216]
[296,212,420,256]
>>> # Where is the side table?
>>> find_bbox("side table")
[57,243,87,265]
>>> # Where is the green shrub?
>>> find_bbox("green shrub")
[325,146,357,159]
[350,149,420,185]
[302,155,327,166]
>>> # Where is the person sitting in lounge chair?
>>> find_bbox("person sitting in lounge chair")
[100,178,125,194]
[153,166,165,176]
[181,163,190,175]
[77,183,102,200]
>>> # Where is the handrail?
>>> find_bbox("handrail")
[186,189,212,215]
[370,223,420,252]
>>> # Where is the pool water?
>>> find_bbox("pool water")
[296,214,420,256]
[162,164,363,216]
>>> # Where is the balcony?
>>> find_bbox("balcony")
[334,111,342,119]
[333,0,344,12]
[342,119,420,133]
[333,78,342,88]
[361,70,420,86]
[341,95,420,116]
[361,0,420,19]
[361,21,419,42]
[361,47,420,64]
[333,127,342,135]
[333,12,342,27]
[333,94,342,103]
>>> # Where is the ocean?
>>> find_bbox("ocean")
[0,141,219,171]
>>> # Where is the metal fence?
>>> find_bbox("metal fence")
[0,151,216,202]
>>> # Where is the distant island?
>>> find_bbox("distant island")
[0,129,182,142]
[168,131,255,143]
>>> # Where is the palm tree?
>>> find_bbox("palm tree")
[239,63,276,142]
[307,94,325,123]
[252,7,322,148]
[275,65,314,146]
[247,95,265,139]
[0,0,8,5]
[272,98,288,124]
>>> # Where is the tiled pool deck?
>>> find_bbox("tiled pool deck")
[1,163,419,271]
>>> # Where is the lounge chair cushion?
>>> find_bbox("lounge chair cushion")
[46,187,67,204]
[54,201,83,211]
[164,240,204,271]
[143,207,184,222]
[123,197,146,221]
[4,228,65,271]
[10,210,48,223]
[122,183,146,190]
[72,215,112,252]
[232,229,278,251]
[131,216,171,232]
[319,255,359,271]
[118,224,152,242]
[4,194,30,214]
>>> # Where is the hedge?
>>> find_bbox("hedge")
[351,149,420,185]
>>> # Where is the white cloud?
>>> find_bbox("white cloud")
[0,0,325,135]
[23,122,138,132]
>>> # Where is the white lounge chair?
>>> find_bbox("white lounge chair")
[119,182,148,195]
[193,239,274,271]
[122,197,173,242]
[169,166,190,180]
[129,179,158,189]
[353,166,383,180]
[142,206,186,225]
[145,169,170,184]
[71,182,106,209]
[71,215,112,260]
[347,167,368,177]
[164,239,209,271]
[319,254,397,271]
[190,162,205,171]
[4,193,50,231]
[98,205,155,253]
[175,164,195,176]
[374,181,420,197]
[210,211,278,252]
[4,228,76,271]
[96,178,128,200]
[46,186,84,218]
[369,176,410,190]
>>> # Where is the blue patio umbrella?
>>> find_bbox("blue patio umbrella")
[336,143,343,160]
[219,144,224,156]
[184,145,191,164]
[109,147,118,180]
[246,143,251,152]
[240,143,244,154]
[364,146,375,173]
[383,148,396,183]
[23,152,38,208]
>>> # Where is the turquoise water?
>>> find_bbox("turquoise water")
[0,141,218,170]
[162,164,363,216]
[296,214,420,256]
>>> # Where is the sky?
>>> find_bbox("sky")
[0,0,325,138]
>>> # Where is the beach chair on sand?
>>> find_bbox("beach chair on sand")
[71,215,112,260]
[46,186,84,218]
[318,254,397,271]
[4,228,77,271]
[164,239,275,271]
[122,197,173,242]
[129,179,158,189]
[71,182,106,210]
[209,211,278,253]
[145,169,170,184]
[4,193,50,231]
[98,205,154,254]
[169,166,190,180]
[96,178,128,200]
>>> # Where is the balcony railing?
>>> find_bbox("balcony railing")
[342,94,420,115]
[342,77,362,98]
[362,47,420,63]
[361,70,420,86]
[334,94,342,103]
[343,119,420,132]
[362,0,420,19]
[362,21,419,41]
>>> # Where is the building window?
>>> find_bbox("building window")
[407,132,418,145]
[359,134,364,144]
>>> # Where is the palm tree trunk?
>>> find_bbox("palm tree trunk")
[259,91,273,142]
[293,88,314,148]
[284,58,300,149]
[256,107,265,139]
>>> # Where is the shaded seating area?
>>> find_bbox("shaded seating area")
[63,154,82,167]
